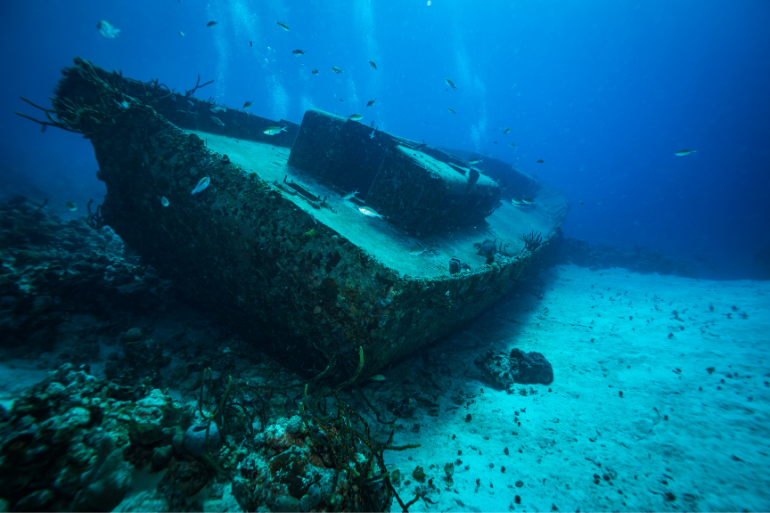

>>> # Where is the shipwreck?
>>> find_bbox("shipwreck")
[20,58,568,382]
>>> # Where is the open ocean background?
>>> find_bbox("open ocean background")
[1,0,769,279]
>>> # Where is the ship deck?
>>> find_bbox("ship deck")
[189,130,563,279]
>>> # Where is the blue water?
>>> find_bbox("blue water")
[2,0,769,278]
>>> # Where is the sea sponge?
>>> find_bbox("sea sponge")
[183,421,222,458]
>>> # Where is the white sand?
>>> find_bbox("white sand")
[379,264,770,512]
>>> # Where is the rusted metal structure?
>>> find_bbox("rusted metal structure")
[31,58,568,381]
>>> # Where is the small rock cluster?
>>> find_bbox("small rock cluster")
[474,347,554,390]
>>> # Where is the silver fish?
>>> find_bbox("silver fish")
[161,196,170,207]
[191,177,210,194]
[211,116,225,126]
[349,114,363,121]
[675,149,697,156]
[211,105,227,113]
[263,126,287,135]
[358,207,384,219]
[97,20,120,38]
[343,189,359,200]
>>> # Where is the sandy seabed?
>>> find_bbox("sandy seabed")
[0,264,767,512]
[381,264,770,512]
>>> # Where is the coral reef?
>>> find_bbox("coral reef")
[543,229,697,277]
[0,352,423,511]
[0,364,144,511]
[0,196,171,354]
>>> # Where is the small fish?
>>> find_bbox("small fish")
[249,41,253,47]
[97,20,120,38]
[536,159,545,163]
[478,239,496,258]
[191,177,210,195]
[409,246,427,256]
[447,107,456,114]
[511,198,524,206]
[211,105,226,113]
[358,207,384,219]
[263,126,287,135]
[521,197,534,205]
[292,49,306,56]
[675,149,697,156]
[579,200,584,206]
[178,31,185,37]
[311,69,319,75]
[509,142,517,148]
[369,128,376,139]
[211,116,225,126]
[369,59,377,70]
[503,127,510,134]
[445,78,457,90]
[349,114,363,121]
[332,66,344,74]
[468,158,482,165]
[243,101,253,109]
[339,98,344,102]
[64,201,77,212]
[366,98,377,107]
[188,100,194,107]
[206,20,217,27]
[370,374,386,381]
[161,196,170,207]
[276,20,290,31]
[415,141,428,151]
[343,189,359,200]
